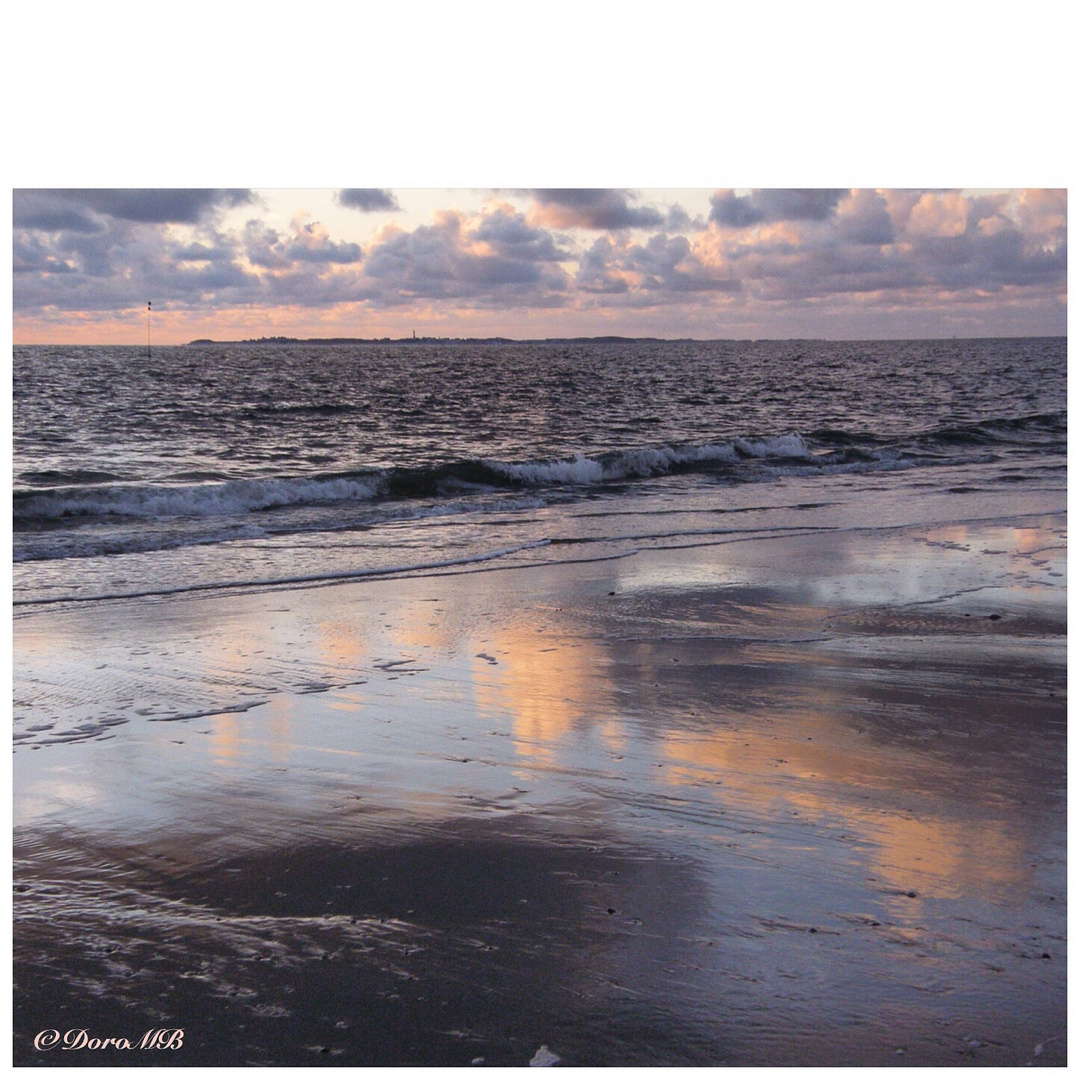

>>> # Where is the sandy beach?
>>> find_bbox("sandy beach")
[12,487,1066,1068]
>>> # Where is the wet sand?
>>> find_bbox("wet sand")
[12,508,1067,1067]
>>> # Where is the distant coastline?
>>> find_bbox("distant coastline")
[187,335,685,346]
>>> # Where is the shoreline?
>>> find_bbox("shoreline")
[13,508,1067,1067]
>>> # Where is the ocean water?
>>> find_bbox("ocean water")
[13,337,1067,607]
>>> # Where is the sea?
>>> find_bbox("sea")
[12,337,1067,742]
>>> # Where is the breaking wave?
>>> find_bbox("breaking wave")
[12,414,1065,565]
[12,432,819,528]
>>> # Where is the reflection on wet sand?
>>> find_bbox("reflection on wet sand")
[12,517,1067,1066]
[659,704,1028,902]
[469,624,613,763]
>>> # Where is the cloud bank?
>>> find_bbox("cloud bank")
[12,188,1066,341]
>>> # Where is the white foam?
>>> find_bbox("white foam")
[486,442,745,488]
[732,433,811,459]
[487,454,605,486]
[16,473,388,522]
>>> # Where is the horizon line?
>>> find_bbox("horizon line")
[13,333,1068,347]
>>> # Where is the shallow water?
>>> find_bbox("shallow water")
[13,338,1067,605]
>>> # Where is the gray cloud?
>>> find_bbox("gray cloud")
[531,189,665,230]
[285,222,363,264]
[710,188,848,227]
[909,227,1066,291]
[173,239,244,264]
[242,222,291,270]
[711,207,1065,305]
[663,204,704,233]
[13,195,263,312]
[13,232,77,275]
[13,188,255,230]
[836,189,895,246]
[575,238,630,295]
[359,207,569,307]
[337,189,402,212]
[470,211,567,262]
[576,233,738,300]
[12,193,102,234]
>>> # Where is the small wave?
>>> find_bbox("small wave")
[9,434,812,527]
[243,401,368,419]
[17,468,129,487]
[14,473,388,525]
[13,416,1064,553]
[927,412,1066,450]
[486,436,807,488]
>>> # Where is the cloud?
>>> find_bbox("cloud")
[1013,188,1067,244]
[285,220,363,264]
[359,207,570,307]
[576,233,739,302]
[242,221,291,270]
[709,188,848,228]
[907,225,1066,292]
[12,193,102,234]
[469,208,567,262]
[905,190,969,238]
[663,204,704,233]
[836,189,895,246]
[13,188,255,230]
[12,232,77,275]
[697,188,1066,304]
[241,217,363,268]
[13,189,262,312]
[879,190,1067,291]
[11,188,1067,338]
[14,225,262,313]
[337,189,401,212]
[529,189,665,230]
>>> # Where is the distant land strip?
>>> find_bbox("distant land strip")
[188,335,687,345]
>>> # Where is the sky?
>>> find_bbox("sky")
[11,187,1068,343]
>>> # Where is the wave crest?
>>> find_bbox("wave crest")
[14,414,1064,536]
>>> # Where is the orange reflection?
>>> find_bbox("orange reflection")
[1011,526,1057,555]
[314,618,371,671]
[377,598,457,654]
[659,698,1029,902]
[208,709,243,763]
[922,524,971,548]
[858,812,1022,903]
[469,624,611,761]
